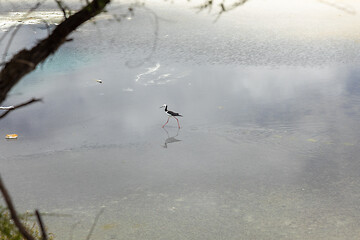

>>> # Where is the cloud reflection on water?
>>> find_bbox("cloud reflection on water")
[1,63,359,158]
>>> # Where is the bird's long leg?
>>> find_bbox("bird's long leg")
[174,116,181,128]
[162,117,170,128]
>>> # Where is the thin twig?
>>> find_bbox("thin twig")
[194,0,213,13]
[1,1,45,63]
[55,0,71,19]
[0,0,50,49]
[85,207,105,240]
[194,0,250,22]
[55,0,67,19]
[35,210,48,240]
[40,18,52,37]
[0,97,42,119]
[214,0,249,22]
[0,175,36,240]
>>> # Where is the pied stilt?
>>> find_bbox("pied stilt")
[160,104,183,128]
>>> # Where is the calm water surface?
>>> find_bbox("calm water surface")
[1,1,360,239]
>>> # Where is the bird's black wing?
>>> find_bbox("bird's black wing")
[167,110,183,117]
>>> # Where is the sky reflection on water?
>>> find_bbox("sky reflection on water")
[1,62,359,155]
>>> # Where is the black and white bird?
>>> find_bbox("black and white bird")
[160,104,183,128]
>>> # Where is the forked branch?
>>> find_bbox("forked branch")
[0,0,111,104]
[0,97,42,119]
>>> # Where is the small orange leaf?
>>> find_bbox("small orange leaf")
[5,134,18,139]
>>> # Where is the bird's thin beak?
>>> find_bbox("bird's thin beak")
[160,106,164,108]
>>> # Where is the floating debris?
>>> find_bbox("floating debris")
[0,106,14,110]
[95,79,103,83]
[5,134,18,139]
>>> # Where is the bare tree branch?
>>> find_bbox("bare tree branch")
[0,97,42,119]
[0,0,111,104]
[55,0,73,19]
[1,1,44,63]
[35,209,48,240]
[0,1,53,56]
[0,175,36,240]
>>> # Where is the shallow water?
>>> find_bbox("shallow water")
[1,1,360,239]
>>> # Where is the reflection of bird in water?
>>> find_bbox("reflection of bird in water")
[160,104,183,128]
[162,127,181,148]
